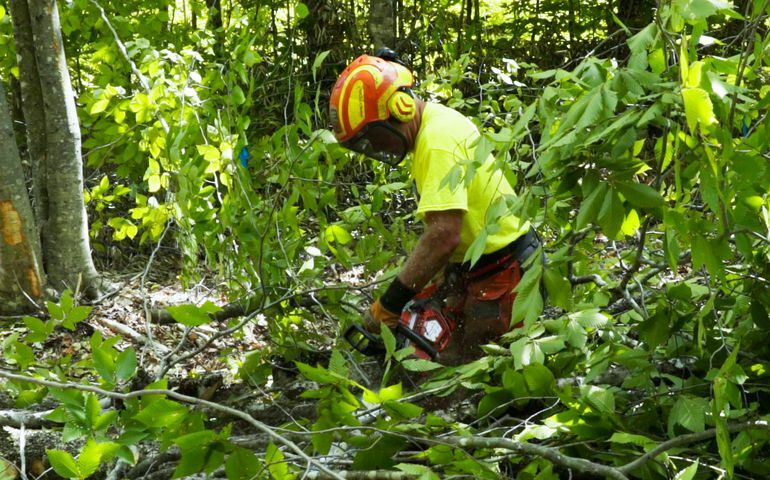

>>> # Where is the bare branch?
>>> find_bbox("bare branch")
[618,420,770,474]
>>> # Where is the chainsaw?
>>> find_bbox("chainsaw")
[344,296,458,361]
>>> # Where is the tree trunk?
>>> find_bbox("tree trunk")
[368,0,396,49]
[0,81,45,314]
[8,0,48,248]
[25,0,100,295]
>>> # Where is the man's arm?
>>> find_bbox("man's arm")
[365,209,464,331]
[397,209,464,291]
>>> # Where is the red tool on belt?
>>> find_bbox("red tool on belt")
[344,296,458,361]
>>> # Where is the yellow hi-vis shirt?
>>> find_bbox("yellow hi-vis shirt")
[411,102,530,263]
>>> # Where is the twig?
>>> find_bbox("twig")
[0,370,345,480]
[569,274,608,287]
[618,420,770,474]
[19,422,27,480]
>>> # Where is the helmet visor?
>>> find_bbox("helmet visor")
[341,122,408,166]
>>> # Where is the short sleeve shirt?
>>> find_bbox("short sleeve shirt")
[411,103,530,262]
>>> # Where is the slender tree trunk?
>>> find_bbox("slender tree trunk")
[26,0,100,294]
[368,0,396,49]
[8,0,47,250]
[0,82,44,314]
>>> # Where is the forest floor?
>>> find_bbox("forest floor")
[0,256,398,479]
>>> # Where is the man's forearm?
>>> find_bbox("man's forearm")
[398,230,456,291]
[397,209,463,291]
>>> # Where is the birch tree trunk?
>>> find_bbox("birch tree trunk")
[8,0,47,249]
[0,82,45,314]
[7,0,101,298]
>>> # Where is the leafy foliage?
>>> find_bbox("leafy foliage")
[1,0,770,478]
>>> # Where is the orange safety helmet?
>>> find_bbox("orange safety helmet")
[329,54,416,165]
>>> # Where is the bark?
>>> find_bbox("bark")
[368,0,396,50]
[8,0,48,252]
[26,0,100,294]
[0,81,44,314]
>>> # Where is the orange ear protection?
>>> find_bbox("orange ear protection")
[388,89,416,122]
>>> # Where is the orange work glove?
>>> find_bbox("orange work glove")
[363,298,401,333]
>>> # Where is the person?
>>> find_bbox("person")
[329,51,542,364]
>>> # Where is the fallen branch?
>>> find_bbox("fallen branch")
[306,472,415,479]
[618,420,770,474]
[430,435,630,480]
[0,409,56,429]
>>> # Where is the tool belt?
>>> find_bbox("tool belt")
[445,228,542,333]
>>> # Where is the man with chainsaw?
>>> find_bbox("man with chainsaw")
[330,50,542,364]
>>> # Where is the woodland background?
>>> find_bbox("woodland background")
[1,0,770,479]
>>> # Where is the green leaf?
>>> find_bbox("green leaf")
[296,362,338,384]
[312,50,331,82]
[196,144,220,162]
[47,300,64,320]
[383,400,423,419]
[62,306,92,330]
[116,348,137,381]
[166,304,212,327]
[668,395,708,437]
[542,268,572,310]
[295,2,309,18]
[225,448,261,480]
[133,399,188,428]
[395,463,440,480]
[265,443,289,479]
[380,324,397,360]
[581,385,615,414]
[47,450,80,479]
[24,316,54,343]
[682,87,717,133]
[510,338,545,370]
[92,346,116,384]
[463,229,488,266]
[230,85,246,105]
[597,188,625,239]
[77,439,119,478]
[324,224,353,245]
[511,258,544,326]
[243,49,262,67]
[576,182,608,229]
[60,290,74,312]
[571,309,609,329]
[673,460,699,480]
[90,96,110,115]
[523,364,555,395]
[401,358,443,372]
[608,432,656,447]
[615,181,665,208]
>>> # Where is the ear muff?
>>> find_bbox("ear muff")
[388,90,416,122]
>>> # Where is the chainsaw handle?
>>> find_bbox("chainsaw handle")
[344,324,385,357]
[396,325,439,361]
